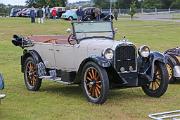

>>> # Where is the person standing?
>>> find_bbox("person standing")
[45,5,50,19]
[42,6,46,21]
[76,6,83,21]
[37,7,44,23]
[113,8,118,21]
[94,7,101,21]
[30,6,36,23]
[52,8,57,20]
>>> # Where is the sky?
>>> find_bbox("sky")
[0,0,90,5]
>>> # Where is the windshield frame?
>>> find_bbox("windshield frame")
[71,21,115,42]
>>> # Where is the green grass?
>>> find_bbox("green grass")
[0,18,180,120]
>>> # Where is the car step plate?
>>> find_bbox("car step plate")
[40,76,72,85]
[149,110,180,120]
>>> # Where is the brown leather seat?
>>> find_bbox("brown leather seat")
[28,35,69,44]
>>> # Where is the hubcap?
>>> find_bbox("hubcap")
[84,67,102,100]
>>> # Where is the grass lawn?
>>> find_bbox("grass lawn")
[0,18,180,120]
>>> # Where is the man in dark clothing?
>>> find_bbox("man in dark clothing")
[37,7,44,23]
[113,9,118,21]
[76,6,84,21]
[30,6,36,23]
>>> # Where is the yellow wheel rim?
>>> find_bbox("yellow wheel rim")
[166,64,173,80]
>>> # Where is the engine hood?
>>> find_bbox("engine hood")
[79,38,134,56]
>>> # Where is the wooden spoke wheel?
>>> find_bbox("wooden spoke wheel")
[148,68,161,91]
[84,67,102,99]
[142,62,168,97]
[166,64,173,81]
[166,58,176,83]
[24,57,42,91]
[81,62,109,104]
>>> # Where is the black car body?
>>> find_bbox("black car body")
[164,47,180,83]
[83,7,114,21]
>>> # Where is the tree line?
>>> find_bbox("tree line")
[25,0,67,7]
[93,0,180,9]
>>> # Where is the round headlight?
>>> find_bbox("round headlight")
[103,48,114,60]
[139,45,150,58]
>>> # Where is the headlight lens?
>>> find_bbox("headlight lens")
[103,48,114,60]
[139,45,150,58]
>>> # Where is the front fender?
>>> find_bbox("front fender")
[150,52,166,78]
[0,73,4,90]
[74,56,111,83]
[21,50,43,72]
[139,52,166,82]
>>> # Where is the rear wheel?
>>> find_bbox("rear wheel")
[142,62,168,97]
[166,58,176,83]
[81,62,109,104]
[24,57,42,91]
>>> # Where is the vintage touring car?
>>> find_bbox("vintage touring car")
[165,47,180,83]
[12,21,169,104]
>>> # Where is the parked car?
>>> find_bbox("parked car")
[61,9,78,20]
[16,8,31,17]
[164,47,180,83]
[12,21,169,104]
[83,7,114,21]
[10,8,21,17]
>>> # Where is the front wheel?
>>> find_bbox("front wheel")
[142,62,168,97]
[81,62,109,104]
[24,57,42,91]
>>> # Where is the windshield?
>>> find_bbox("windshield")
[73,22,114,40]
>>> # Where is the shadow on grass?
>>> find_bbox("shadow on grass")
[39,84,146,102]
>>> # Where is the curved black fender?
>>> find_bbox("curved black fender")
[164,54,178,66]
[139,52,166,82]
[0,73,4,90]
[74,56,111,83]
[21,50,43,73]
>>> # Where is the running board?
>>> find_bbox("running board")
[39,76,73,85]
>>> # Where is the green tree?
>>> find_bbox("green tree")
[142,0,163,9]
[26,0,67,7]
[160,0,174,8]
[129,1,136,20]
[170,0,180,8]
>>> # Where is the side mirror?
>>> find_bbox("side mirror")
[66,28,71,33]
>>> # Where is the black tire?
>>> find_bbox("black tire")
[24,57,42,91]
[142,62,168,97]
[166,58,176,83]
[81,62,109,104]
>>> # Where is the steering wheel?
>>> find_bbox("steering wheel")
[68,34,76,45]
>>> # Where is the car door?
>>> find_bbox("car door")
[35,43,56,69]
[54,44,75,71]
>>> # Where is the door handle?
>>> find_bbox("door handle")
[56,50,60,52]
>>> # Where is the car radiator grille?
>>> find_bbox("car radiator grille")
[115,45,137,73]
